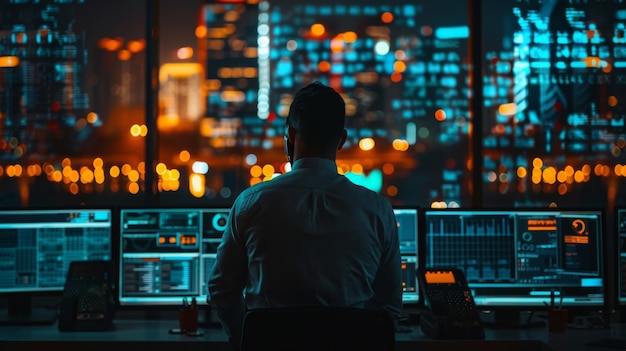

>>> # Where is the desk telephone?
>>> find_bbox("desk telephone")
[58,260,116,331]
[417,267,485,340]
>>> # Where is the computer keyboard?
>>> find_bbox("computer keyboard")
[587,338,626,349]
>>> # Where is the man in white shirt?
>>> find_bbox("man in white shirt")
[208,81,402,349]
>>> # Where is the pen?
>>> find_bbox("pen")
[183,297,189,309]
[191,297,197,309]
[558,290,564,310]
[550,289,555,309]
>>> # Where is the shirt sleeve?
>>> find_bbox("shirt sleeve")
[207,198,248,346]
[368,200,403,319]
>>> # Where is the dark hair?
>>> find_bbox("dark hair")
[287,81,345,153]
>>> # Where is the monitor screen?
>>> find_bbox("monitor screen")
[422,208,605,309]
[394,207,419,304]
[118,207,230,306]
[0,208,112,324]
[618,208,626,306]
[118,206,419,306]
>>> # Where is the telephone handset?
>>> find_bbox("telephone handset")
[58,260,116,331]
[417,267,485,340]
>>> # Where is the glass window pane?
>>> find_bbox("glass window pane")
[156,0,470,207]
[482,0,626,208]
[0,0,146,206]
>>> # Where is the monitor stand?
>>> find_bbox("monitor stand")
[480,310,545,329]
[0,294,58,326]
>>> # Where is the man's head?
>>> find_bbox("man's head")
[286,81,347,161]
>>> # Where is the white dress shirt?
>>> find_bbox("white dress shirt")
[208,157,402,343]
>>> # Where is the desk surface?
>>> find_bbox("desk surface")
[0,317,624,351]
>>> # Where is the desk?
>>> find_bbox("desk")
[1,318,624,351]
[0,319,232,351]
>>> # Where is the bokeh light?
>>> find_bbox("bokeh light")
[359,138,375,151]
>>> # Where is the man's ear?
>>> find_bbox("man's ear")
[337,129,347,151]
[287,124,297,144]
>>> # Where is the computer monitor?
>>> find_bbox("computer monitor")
[422,208,605,320]
[0,208,113,325]
[394,206,419,304]
[118,206,420,307]
[118,207,230,306]
[617,207,626,306]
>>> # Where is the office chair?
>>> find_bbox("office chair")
[240,306,396,351]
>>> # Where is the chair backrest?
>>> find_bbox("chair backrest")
[240,306,396,351]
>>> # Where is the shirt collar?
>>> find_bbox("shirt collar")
[291,158,338,173]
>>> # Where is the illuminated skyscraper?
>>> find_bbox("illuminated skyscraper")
[0,0,91,158]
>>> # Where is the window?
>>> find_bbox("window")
[0,0,623,210]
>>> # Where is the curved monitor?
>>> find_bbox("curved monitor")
[421,208,605,310]
[0,208,113,324]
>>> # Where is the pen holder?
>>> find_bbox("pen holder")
[548,309,568,333]
[178,308,198,333]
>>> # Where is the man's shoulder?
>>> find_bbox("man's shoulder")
[338,181,395,221]
[235,173,293,201]
[346,180,393,205]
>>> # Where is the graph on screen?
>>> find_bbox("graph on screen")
[423,208,605,308]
